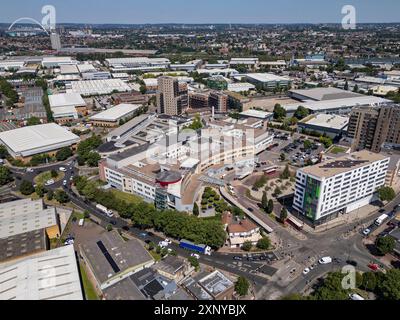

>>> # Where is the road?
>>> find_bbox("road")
[9,161,400,299]
[9,162,273,289]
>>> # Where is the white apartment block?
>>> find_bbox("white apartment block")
[293,150,389,224]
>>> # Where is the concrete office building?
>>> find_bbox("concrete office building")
[0,123,80,162]
[208,91,228,113]
[293,151,389,225]
[348,104,400,153]
[157,76,188,116]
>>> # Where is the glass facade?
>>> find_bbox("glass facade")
[303,177,321,221]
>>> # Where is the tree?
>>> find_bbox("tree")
[377,269,400,300]
[20,180,35,195]
[267,200,274,214]
[193,203,200,216]
[106,224,113,232]
[257,237,271,250]
[377,187,396,203]
[35,185,45,198]
[0,166,12,186]
[312,272,350,300]
[83,210,91,219]
[273,104,286,120]
[242,241,253,252]
[362,272,377,292]
[27,117,41,126]
[86,152,101,167]
[303,140,313,150]
[280,164,291,180]
[0,145,9,159]
[51,170,58,178]
[281,293,304,300]
[319,136,333,148]
[273,186,282,197]
[56,147,73,161]
[280,207,288,223]
[235,276,250,296]
[280,153,286,161]
[188,256,200,270]
[55,190,70,204]
[261,192,268,211]
[47,189,54,201]
[344,80,349,91]
[376,236,396,256]
[294,106,309,120]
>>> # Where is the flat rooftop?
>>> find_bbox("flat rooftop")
[283,96,391,112]
[240,109,273,119]
[300,114,349,130]
[90,104,141,122]
[0,228,47,263]
[0,123,80,157]
[49,93,86,108]
[80,230,154,286]
[198,270,234,298]
[301,150,389,178]
[0,245,83,300]
[246,73,290,82]
[289,87,362,101]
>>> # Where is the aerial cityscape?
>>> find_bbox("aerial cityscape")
[1,0,400,306]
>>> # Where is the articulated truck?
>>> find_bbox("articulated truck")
[179,239,212,255]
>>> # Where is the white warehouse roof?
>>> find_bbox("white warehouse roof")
[283,96,391,112]
[0,123,80,157]
[0,245,83,300]
[90,104,141,122]
[246,73,290,82]
[67,79,131,96]
[49,93,86,108]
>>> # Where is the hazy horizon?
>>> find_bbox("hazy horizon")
[1,0,400,25]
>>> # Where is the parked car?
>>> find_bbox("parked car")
[190,253,200,259]
[318,257,332,264]
[233,256,243,261]
[122,226,130,231]
[363,228,371,236]
[303,268,311,275]
[346,260,358,267]
[368,263,379,271]
[349,293,365,301]
[59,167,67,172]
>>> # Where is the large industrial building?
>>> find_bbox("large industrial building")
[0,245,83,300]
[246,73,291,90]
[105,57,170,72]
[293,150,389,225]
[90,104,142,127]
[67,79,131,96]
[288,87,362,102]
[0,123,80,162]
[297,114,349,138]
[49,92,87,122]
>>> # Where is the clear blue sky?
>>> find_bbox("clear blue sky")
[1,0,400,24]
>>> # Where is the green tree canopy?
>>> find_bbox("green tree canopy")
[377,187,396,202]
[242,241,253,252]
[20,180,35,195]
[256,237,271,250]
[235,277,250,296]
[294,106,310,120]
[273,104,286,121]
[56,147,73,162]
[0,166,12,186]
[376,236,396,256]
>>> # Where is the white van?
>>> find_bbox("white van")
[318,257,332,264]
[78,219,84,227]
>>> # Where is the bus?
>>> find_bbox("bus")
[264,166,278,175]
[287,216,304,230]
